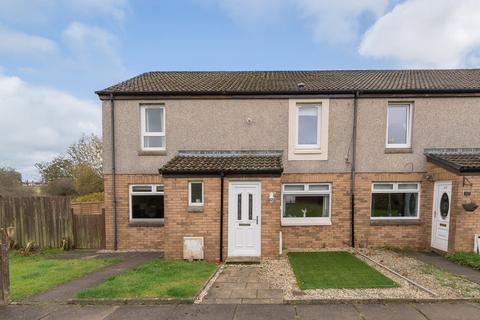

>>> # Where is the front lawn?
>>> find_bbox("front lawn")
[77,259,217,299]
[447,252,480,270]
[288,251,398,289]
[10,249,119,301]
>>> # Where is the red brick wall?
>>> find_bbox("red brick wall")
[354,172,430,250]
[104,174,165,250]
[280,173,352,250]
[105,169,480,258]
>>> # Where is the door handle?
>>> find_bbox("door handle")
[256,216,258,225]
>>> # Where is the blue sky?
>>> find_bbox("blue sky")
[0,0,479,179]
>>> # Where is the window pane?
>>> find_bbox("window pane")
[284,185,305,192]
[144,136,165,148]
[398,183,418,190]
[190,182,203,204]
[298,106,319,145]
[387,105,408,145]
[283,195,329,218]
[309,184,329,191]
[237,193,242,220]
[156,185,164,192]
[373,183,394,190]
[371,192,418,218]
[248,193,253,220]
[132,185,152,192]
[132,195,164,219]
[145,108,163,132]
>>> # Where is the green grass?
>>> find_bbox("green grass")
[288,251,398,289]
[10,249,119,301]
[447,252,480,270]
[76,259,217,299]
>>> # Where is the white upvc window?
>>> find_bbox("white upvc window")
[188,181,204,207]
[386,103,412,148]
[129,184,164,222]
[281,183,332,226]
[141,105,165,151]
[296,104,321,149]
[371,182,420,220]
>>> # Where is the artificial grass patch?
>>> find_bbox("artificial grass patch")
[10,249,119,301]
[76,259,217,299]
[288,251,398,289]
[447,252,480,270]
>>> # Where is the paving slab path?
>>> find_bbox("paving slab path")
[26,251,162,303]
[407,251,480,285]
[201,265,284,304]
[2,302,480,320]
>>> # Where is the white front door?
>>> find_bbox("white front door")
[431,181,452,252]
[228,182,261,257]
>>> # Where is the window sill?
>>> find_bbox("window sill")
[187,206,204,213]
[138,150,167,156]
[128,221,165,227]
[294,149,323,155]
[370,219,420,226]
[384,148,412,154]
[281,218,331,226]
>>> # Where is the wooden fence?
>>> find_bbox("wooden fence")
[0,196,73,248]
[73,211,106,249]
[71,201,104,215]
[0,231,9,305]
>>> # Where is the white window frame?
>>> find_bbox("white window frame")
[386,102,413,149]
[129,184,164,223]
[188,181,204,207]
[140,105,166,151]
[288,99,329,161]
[295,104,321,149]
[370,182,420,220]
[281,183,332,226]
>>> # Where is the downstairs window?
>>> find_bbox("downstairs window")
[371,183,419,219]
[129,184,164,222]
[282,183,331,226]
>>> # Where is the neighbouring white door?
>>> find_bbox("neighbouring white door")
[431,181,452,252]
[228,182,261,257]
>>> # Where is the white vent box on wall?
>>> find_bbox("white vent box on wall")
[475,234,480,254]
[183,237,204,260]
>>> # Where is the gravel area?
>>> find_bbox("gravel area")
[259,249,480,301]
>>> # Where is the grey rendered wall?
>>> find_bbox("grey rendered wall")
[355,97,480,172]
[103,96,480,175]
[102,98,354,174]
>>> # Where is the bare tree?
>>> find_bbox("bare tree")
[67,134,103,176]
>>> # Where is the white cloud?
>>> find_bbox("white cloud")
[295,0,389,43]
[62,22,126,77]
[359,0,480,68]
[0,74,100,180]
[0,0,129,25]
[0,27,57,56]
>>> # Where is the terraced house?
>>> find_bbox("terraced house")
[96,70,480,261]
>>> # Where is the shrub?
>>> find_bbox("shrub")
[72,192,104,203]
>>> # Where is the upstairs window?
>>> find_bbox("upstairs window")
[386,103,412,148]
[188,181,204,206]
[141,105,165,151]
[129,184,164,222]
[296,104,321,149]
[371,183,419,219]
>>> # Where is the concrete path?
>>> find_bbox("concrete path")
[2,302,480,319]
[26,252,161,303]
[407,252,480,285]
[202,265,283,304]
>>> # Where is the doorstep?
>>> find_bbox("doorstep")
[225,256,261,264]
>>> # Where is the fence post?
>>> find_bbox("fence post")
[0,229,10,305]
